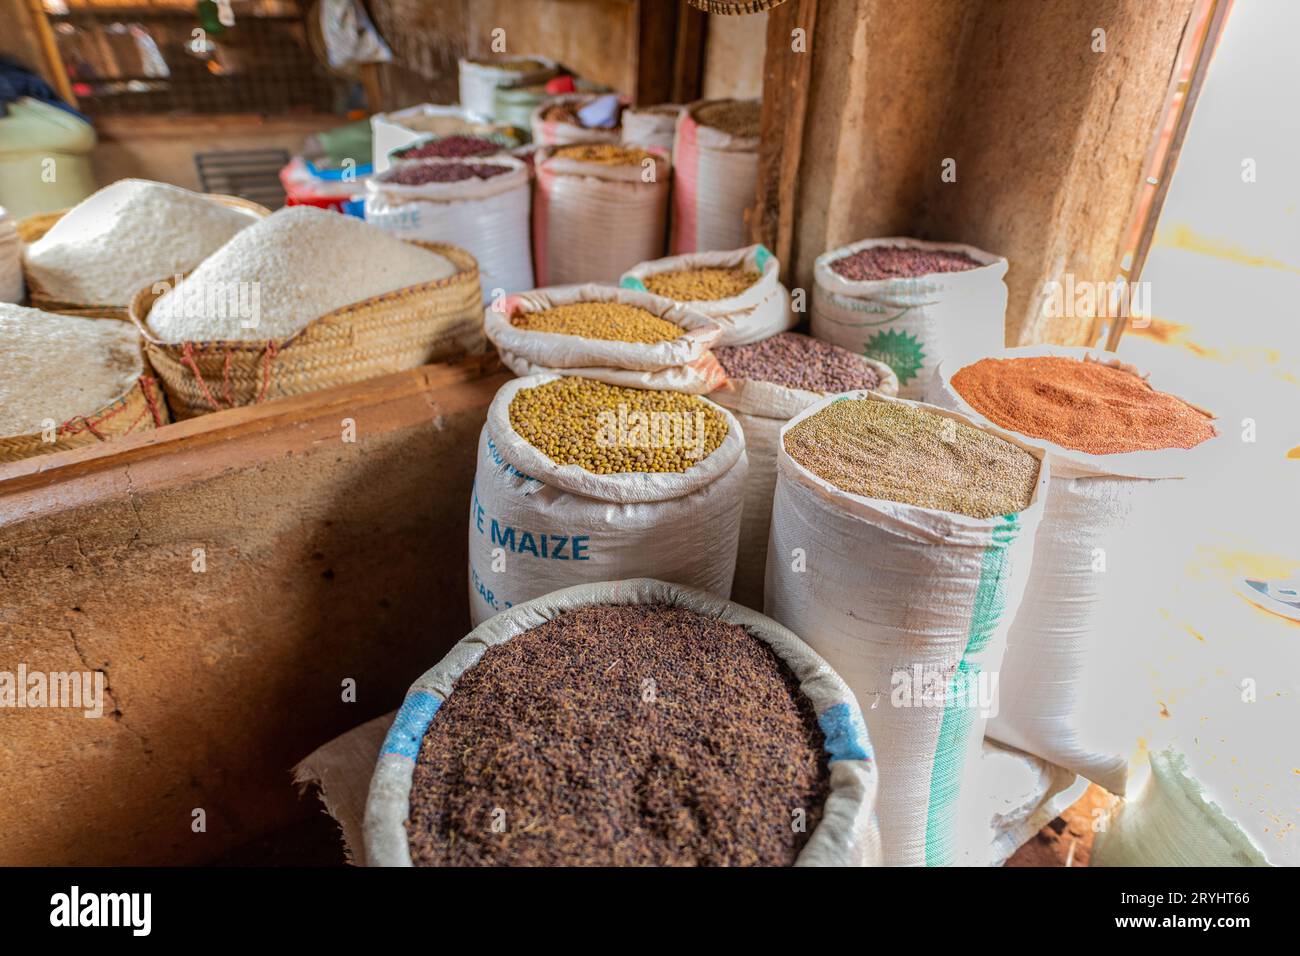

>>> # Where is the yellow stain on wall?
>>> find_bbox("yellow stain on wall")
[1155,223,1300,273]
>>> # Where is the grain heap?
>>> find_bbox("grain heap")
[383,162,512,185]
[0,302,141,434]
[951,355,1216,454]
[830,246,980,281]
[552,143,652,166]
[695,99,761,138]
[23,179,255,307]
[148,206,457,342]
[510,301,682,344]
[404,603,830,867]
[509,377,727,473]
[784,398,1038,517]
[393,135,509,161]
[715,332,881,393]
[643,266,759,301]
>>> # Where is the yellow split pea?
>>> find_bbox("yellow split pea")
[643,266,760,302]
[509,377,727,474]
[511,301,683,344]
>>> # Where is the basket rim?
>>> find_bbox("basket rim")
[20,193,272,312]
[0,373,160,445]
[128,239,481,351]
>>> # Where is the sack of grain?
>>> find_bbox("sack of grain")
[669,99,760,256]
[765,392,1048,865]
[484,284,726,394]
[620,243,793,347]
[705,333,897,611]
[533,143,670,286]
[131,206,483,419]
[0,302,168,463]
[457,55,557,121]
[366,577,881,866]
[812,237,1007,398]
[386,130,522,167]
[621,103,684,152]
[365,156,533,298]
[928,345,1220,794]
[0,207,22,304]
[467,375,747,624]
[371,104,503,173]
[20,179,266,317]
[530,93,626,146]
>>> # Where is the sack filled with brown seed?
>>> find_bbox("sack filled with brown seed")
[466,374,748,625]
[532,143,671,285]
[484,283,727,394]
[766,391,1049,866]
[364,578,881,866]
[620,103,685,152]
[706,332,898,611]
[620,243,795,348]
[670,99,760,255]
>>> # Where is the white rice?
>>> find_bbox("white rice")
[148,206,459,342]
[23,179,257,307]
[0,303,143,435]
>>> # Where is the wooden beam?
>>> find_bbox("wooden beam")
[752,0,816,281]
[672,0,709,103]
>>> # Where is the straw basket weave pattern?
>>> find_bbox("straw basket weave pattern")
[16,194,270,321]
[129,241,485,420]
[0,375,170,464]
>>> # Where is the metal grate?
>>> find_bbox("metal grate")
[196,148,289,208]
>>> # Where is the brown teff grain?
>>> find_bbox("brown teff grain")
[714,332,881,393]
[784,398,1039,517]
[951,356,1217,455]
[830,246,981,281]
[695,99,761,138]
[644,266,759,301]
[405,604,830,866]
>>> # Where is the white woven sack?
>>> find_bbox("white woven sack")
[709,356,898,612]
[621,105,683,152]
[365,578,882,866]
[669,101,759,255]
[364,156,533,298]
[467,374,747,625]
[0,213,21,304]
[812,237,1007,398]
[457,55,556,121]
[484,284,727,394]
[619,244,794,347]
[532,146,670,286]
[928,345,1222,794]
[529,94,624,146]
[370,104,483,173]
[765,391,1049,866]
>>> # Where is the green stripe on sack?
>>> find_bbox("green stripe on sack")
[923,514,1020,866]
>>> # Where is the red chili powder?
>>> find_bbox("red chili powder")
[951,356,1216,455]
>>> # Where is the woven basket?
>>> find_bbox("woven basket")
[128,241,485,420]
[17,194,271,321]
[0,374,170,464]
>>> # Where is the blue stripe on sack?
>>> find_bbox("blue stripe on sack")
[819,702,872,763]
[620,276,648,292]
[380,690,442,760]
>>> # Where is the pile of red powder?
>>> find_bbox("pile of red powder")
[951,355,1216,455]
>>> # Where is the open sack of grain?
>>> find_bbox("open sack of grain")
[386,130,522,167]
[457,55,557,121]
[812,237,1008,398]
[467,375,747,625]
[766,392,1049,866]
[366,578,880,866]
[929,346,1221,795]
[707,333,897,611]
[530,93,626,146]
[365,155,534,297]
[621,103,684,152]
[20,179,266,319]
[371,104,510,173]
[0,302,167,462]
[670,99,760,256]
[532,143,670,285]
[130,206,483,419]
[620,243,794,347]
[484,283,726,393]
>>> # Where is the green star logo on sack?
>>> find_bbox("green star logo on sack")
[864,329,925,385]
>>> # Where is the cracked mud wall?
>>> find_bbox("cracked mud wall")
[0,368,509,865]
